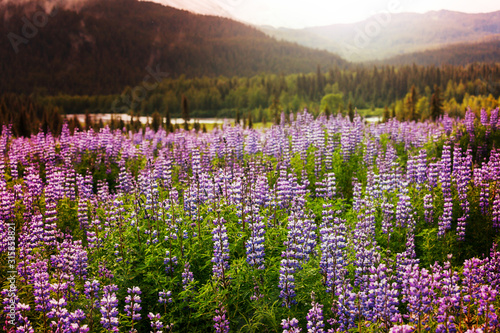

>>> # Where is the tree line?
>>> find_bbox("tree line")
[1,62,499,136]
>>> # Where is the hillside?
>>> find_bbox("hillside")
[0,0,347,95]
[261,10,500,62]
[378,38,500,66]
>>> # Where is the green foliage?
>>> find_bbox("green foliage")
[320,93,343,115]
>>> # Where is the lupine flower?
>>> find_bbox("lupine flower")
[432,260,461,333]
[281,317,301,333]
[493,193,500,230]
[67,309,89,333]
[490,107,498,131]
[124,286,142,322]
[212,217,230,282]
[182,262,195,290]
[464,329,483,333]
[476,285,498,330]
[465,108,475,140]
[306,293,324,333]
[320,207,347,296]
[16,307,35,333]
[33,271,52,313]
[401,264,433,329]
[213,305,230,333]
[367,262,400,327]
[164,250,178,274]
[148,312,164,333]
[100,285,119,332]
[389,325,415,333]
[438,143,452,237]
[245,213,266,270]
[159,290,173,304]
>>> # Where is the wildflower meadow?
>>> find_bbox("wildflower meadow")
[1,108,500,333]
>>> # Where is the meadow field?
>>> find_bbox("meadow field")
[1,109,500,333]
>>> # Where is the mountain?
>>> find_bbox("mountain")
[145,0,235,20]
[261,10,500,62]
[377,38,500,66]
[0,0,346,95]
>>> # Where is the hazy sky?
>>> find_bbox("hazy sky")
[150,0,500,28]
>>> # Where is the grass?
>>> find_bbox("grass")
[356,107,384,118]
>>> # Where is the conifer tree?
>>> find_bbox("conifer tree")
[248,111,253,129]
[181,94,190,131]
[430,85,443,121]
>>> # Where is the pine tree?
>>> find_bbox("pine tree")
[235,109,240,126]
[152,111,161,132]
[248,111,253,129]
[85,110,92,130]
[430,85,443,121]
[271,98,280,125]
[165,106,172,133]
[324,105,331,119]
[181,94,190,131]
[348,100,354,121]
[257,107,263,123]
[382,106,390,122]
[406,85,418,121]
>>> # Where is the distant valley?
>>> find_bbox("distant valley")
[260,10,500,62]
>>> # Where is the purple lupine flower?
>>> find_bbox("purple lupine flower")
[490,107,498,131]
[33,271,52,313]
[432,259,461,333]
[316,172,337,199]
[158,290,173,305]
[164,250,178,274]
[306,293,324,333]
[148,312,164,333]
[438,143,452,237]
[83,279,100,320]
[479,177,489,215]
[245,213,266,270]
[480,108,489,126]
[352,178,363,212]
[395,187,412,228]
[124,286,142,322]
[476,285,498,330]
[15,303,35,333]
[213,304,230,333]
[454,145,472,240]
[389,325,415,333]
[182,262,195,290]
[416,149,427,188]
[47,297,69,332]
[281,317,302,333]
[278,249,299,308]
[320,206,347,296]
[401,264,434,330]
[423,191,433,224]
[367,262,400,328]
[462,257,487,323]
[335,279,356,331]
[67,309,89,333]
[77,199,90,230]
[212,216,230,283]
[100,285,119,332]
[464,107,475,140]
[493,193,500,230]
[278,213,310,307]
[486,244,500,290]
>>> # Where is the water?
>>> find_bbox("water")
[365,116,382,123]
[71,113,230,125]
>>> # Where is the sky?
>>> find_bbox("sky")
[149,0,500,29]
